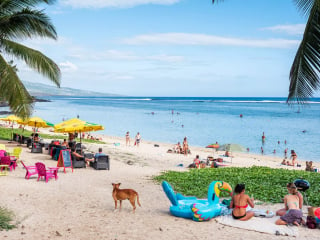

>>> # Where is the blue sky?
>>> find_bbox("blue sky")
[18,0,317,97]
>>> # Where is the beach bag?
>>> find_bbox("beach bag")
[307,216,317,229]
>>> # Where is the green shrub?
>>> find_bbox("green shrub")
[0,207,16,231]
[154,166,320,206]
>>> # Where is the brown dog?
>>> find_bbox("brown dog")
[112,183,141,212]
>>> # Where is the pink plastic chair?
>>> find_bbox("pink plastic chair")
[35,162,58,183]
[0,150,7,158]
[0,156,15,171]
[21,160,38,179]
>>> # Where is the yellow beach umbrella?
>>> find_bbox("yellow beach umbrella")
[56,122,104,133]
[54,118,85,131]
[22,116,54,128]
[54,120,104,143]
[0,115,23,123]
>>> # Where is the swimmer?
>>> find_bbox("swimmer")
[262,132,266,141]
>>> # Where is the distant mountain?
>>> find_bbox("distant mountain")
[23,81,123,97]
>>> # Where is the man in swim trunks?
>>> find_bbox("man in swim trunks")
[230,184,255,221]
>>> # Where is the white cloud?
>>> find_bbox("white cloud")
[59,61,78,72]
[122,33,300,48]
[262,24,305,35]
[68,48,184,63]
[147,54,184,62]
[61,0,180,8]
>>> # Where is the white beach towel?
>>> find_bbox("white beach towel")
[216,215,299,237]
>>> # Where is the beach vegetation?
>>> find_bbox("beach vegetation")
[154,166,320,206]
[0,207,16,231]
[0,0,60,119]
[212,0,320,104]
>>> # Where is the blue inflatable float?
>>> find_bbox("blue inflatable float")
[162,180,232,221]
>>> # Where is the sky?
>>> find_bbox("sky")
[16,0,318,97]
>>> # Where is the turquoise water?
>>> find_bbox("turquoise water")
[32,96,320,162]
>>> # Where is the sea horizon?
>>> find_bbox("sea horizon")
[1,96,319,162]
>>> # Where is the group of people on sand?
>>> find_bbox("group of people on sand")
[281,149,301,167]
[230,182,304,226]
[125,131,141,147]
[173,137,190,155]
[71,147,106,166]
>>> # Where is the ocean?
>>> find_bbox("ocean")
[32,96,320,162]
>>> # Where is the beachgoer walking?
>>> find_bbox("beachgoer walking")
[275,183,304,226]
[183,137,188,156]
[230,184,255,221]
[261,147,264,155]
[135,132,141,147]
[284,148,288,158]
[125,131,130,146]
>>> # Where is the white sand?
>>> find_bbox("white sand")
[0,128,319,240]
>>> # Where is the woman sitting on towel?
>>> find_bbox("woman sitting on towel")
[230,183,255,221]
[275,183,304,226]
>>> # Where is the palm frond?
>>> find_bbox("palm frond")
[0,8,57,40]
[0,55,33,118]
[2,39,61,86]
[212,0,224,4]
[0,0,56,13]
[293,0,319,17]
[288,2,320,104]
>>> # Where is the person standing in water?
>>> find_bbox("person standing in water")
[262,132,266,143]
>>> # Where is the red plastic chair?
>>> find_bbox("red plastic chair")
[35,162,58,183]
[21,160,38,179]
[0,156,15,171]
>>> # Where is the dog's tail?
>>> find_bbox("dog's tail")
[136,192,141,207]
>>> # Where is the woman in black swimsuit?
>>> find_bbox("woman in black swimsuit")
[230,184,255,221]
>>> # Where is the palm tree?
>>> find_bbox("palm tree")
[212,0,320,104]
[0,0,60,119]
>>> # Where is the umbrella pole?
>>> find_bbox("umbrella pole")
[8,122,13,143]
[80,131,82,154]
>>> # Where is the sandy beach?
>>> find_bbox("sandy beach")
[0,129,319,240]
